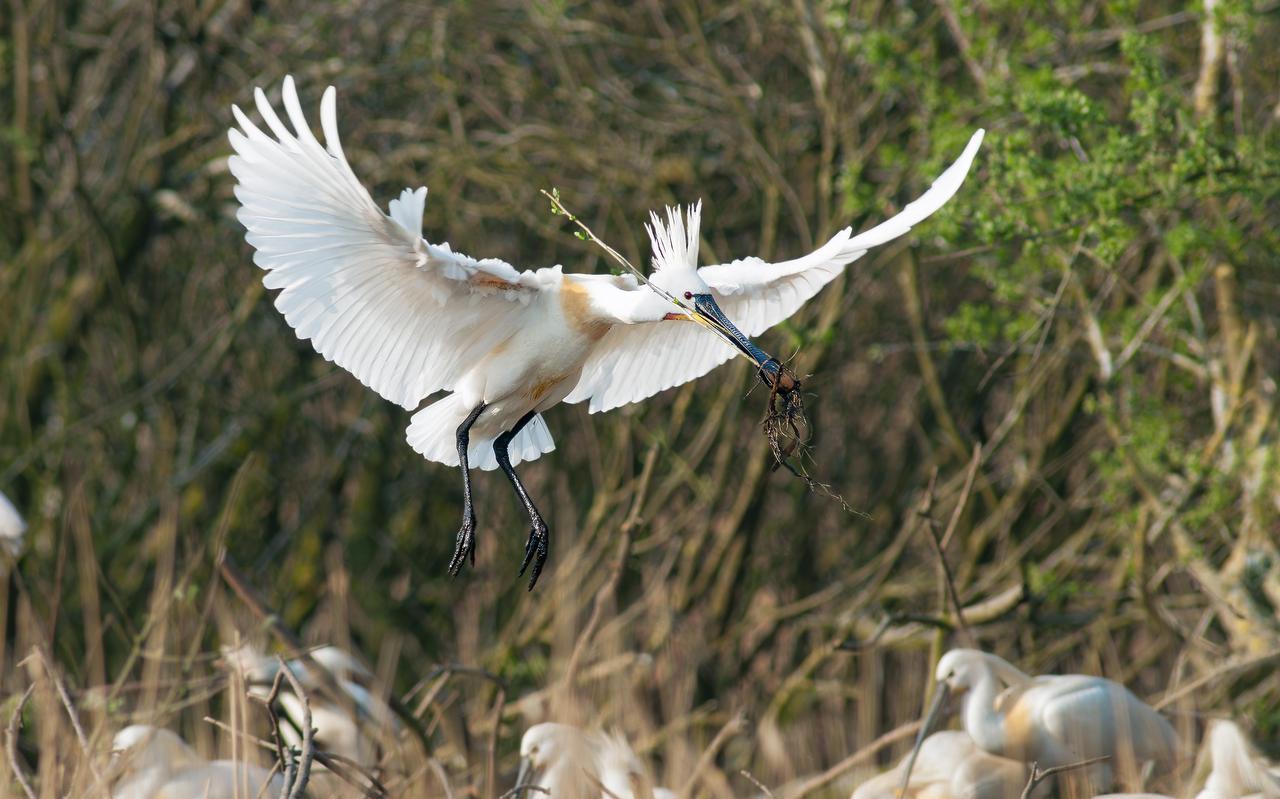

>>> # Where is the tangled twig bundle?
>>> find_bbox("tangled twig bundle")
[758,361,865,517]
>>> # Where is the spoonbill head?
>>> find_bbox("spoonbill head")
[902,649,1179,797]
[228,76,984,589]
[515,722,671,799]
[517,722,601,799]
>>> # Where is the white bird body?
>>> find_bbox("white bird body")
[1195,721,1280,799]
[222,644,388,766]
[518,722,671,799]
[852,731,1030,799]
[109,725,283,799]
[228,76,983,585]
[0,489,26,560]
[923,650,1178,793]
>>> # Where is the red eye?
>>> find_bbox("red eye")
[683,291,693,300]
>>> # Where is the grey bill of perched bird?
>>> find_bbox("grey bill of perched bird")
[516,722,673,799]
[902,649,1180,797]
[851,730,1035,799]
[227,76,983,588]
[1193,720,1280,799]
[108,724,283,799]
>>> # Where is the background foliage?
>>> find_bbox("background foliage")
[1,0,1279,795]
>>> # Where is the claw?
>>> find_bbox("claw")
[448,515,476,576]
[518,519,549,590]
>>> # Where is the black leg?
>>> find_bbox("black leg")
[448,403,486,576]
[493,411,549,590]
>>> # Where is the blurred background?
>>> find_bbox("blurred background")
[1,0,1279,795]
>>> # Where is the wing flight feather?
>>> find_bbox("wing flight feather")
[567,129,984,412]
[228,76,541,410]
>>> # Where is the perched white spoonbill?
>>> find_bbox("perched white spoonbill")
[228,76,984,588]
[852,730,1032,799]
[0,489,26,561]
[109,724,283,799]
[1194,720,1280,799]
[517,722,673,799]
[222,644,389,766]
[903,650,1179,796]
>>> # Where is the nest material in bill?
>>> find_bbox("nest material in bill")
[757,360,865,517]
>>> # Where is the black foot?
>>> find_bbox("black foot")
[517,518,549,590]
[448,515,476,576]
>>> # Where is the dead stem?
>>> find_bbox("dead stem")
[6,685,36,799]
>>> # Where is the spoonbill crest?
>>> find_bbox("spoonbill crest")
[851,730,1033,799]
[228,76,984,588]
[108,724,283,799]
[902,649,1179,797]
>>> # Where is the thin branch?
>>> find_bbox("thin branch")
[1020,756,1111,799]
[203,718,386,798]
[277,654,315,799]
[499,785,551,799]
[781,720,922,799]
[5,685,35,799]
[740,769,776,799]
[677,712,748,799]
[218,552,433,755]
[40,649,109,797]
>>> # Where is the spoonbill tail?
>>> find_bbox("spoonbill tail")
[901,650,1179,797]
[108,724,283,799]
[228,76,984,588]
[851,730,1032,799]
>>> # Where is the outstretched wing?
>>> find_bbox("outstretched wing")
[567,129,984,413]
[564,321,736,413]
[700,129,985,336]
[228,75,544,410]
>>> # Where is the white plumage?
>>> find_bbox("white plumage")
[906,649,1180,797]
[222,644,392,768]
[516,722,672,799]
[851,731,1032,799]
[228,76,983,585]
[108,725,283,799]
[0,489,26,560]
[1194,720,1280,799]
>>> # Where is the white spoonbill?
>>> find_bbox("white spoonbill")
[228,76,984,588]
[852,730,1032,799]
[516,722,672,799]
[902,649,1179,796]
[1194,720,1280,799]
[222,643,390,766]
[108,724,283,799]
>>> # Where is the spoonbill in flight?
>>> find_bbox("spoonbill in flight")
[227,77,983,588]
[901,649,1179,797]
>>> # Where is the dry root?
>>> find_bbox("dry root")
[758,360,866,518]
